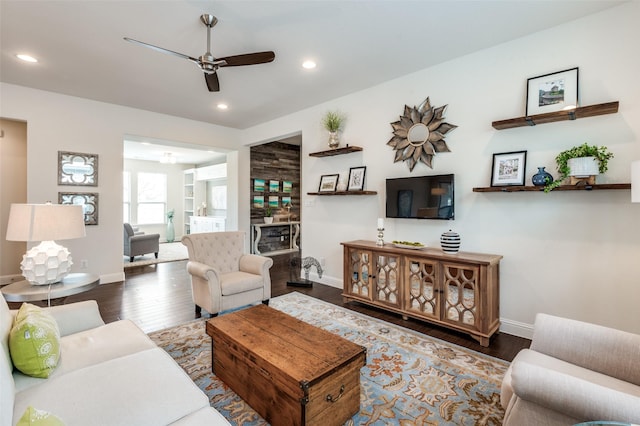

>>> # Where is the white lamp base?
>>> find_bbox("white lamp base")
[20,240,73,285]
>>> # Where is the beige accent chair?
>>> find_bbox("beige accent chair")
[501,313,640,425]
[123,223,160,262]
[181,231,274,316]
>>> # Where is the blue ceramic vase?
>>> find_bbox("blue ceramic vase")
[532,167,554,186]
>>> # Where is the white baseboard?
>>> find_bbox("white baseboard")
[100,272,125,284]
[0,274,24,286]
[499,318,534,340]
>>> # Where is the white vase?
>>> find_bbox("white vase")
[568,157,599,177]
[264,217,274,224]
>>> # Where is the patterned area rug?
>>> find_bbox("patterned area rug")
[148,292,508,425]
[123,242,188,268]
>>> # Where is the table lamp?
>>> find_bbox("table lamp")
[6,203,85,285]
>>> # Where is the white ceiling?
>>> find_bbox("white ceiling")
[1,0,624,132]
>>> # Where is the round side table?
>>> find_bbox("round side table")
[1,273,100,306]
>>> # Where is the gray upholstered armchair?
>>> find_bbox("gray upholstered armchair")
[501,313,640,425]
[123,223,160,262]
[181,231,273,316]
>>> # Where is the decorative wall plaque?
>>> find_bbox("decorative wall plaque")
[387,97,457,171]
[58,192,99,225]
[58,151,99,186]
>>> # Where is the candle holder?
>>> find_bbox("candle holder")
[376,227,385,246]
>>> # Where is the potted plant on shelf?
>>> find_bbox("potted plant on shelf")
[544,143,614,192]
[322,110,346,149]
[264,206,274,224]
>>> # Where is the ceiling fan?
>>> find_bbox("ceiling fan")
[124,14,275,92]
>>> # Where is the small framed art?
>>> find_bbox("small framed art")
[254,179,265,192]
[347,166,366,191]
[526,67,578,116]
[268,196,279,208]
[282,181,292,193]
[253,195,264,208]
[269,180,280,192]
[58,192,99,225]
[491,151,527,187]
[58,151,98,186]
[318,174,339,192]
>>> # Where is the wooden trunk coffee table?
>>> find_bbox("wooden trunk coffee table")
[206,304,366,426]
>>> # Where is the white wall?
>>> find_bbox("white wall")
[0,84,245,284]
[240,2,640,337]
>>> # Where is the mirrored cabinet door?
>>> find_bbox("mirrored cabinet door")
[373,253,400,307]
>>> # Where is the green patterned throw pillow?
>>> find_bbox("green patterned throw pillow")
[9,303,61,378]
[16,406,65,426]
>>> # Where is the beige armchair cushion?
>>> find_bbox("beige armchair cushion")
[181,231,273,316]
[502,313,640,425]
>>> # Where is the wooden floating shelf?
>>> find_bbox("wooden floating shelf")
[492,101,619,130]
[473,183,630,193]
[307,190,377,196]
[309,145,363,157]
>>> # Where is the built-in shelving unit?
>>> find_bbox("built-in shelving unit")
[307,190,377,196]
[309,145,363,157]
[473,183,630,193]
[491,101,619,130]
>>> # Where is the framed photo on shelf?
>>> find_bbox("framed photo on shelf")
[58,151,98,186]
[269,180,280,192]
[58,192,99,225]
[318,174,339,192]
[526,67,578,116]
[347,166,366,191]
[254,179,265,192]
[491,151,527,187]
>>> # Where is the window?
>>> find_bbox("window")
[137,172,167,224]
[123,171,130,223]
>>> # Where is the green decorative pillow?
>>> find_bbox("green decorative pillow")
[16,406,65,426]
[9,303,61,378]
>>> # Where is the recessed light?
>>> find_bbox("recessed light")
[302,60,316,69]
[217,103,228,110]
[16,54,38,63]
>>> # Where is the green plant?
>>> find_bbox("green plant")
[544,143,614,192]
[264,206,273,217]
[322,110,346,132]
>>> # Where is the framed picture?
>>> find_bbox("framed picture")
[318,174,339,192]
[526,67,578,116]
[282,181,292,193]
[347,166,367,191]
[58,192,99,225]
[268,196,279,208]
[491,151,527,187]
[253,195,264,208]
[282,196,291,207]
[253,179,265,192]
[269,180,280,192]
[58,151,98,186]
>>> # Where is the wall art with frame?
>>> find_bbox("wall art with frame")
[348,166,367,191]
[58,192,99,225]
[491,151,527,187]
[526,67,578,116]
[318,174,339,192]
[58,151,99,186]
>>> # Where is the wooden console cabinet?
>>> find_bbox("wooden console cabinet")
[341,240,502,346]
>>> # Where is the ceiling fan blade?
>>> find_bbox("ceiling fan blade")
[204,72,220,92]
[124,37,200,65]
[218,51,275,67]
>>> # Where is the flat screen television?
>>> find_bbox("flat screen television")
[386,174,454,220]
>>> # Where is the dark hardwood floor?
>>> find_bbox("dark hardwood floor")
[12,254,530,362]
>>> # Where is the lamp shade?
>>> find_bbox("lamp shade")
[6,203,85,242]
[632,161,640,203]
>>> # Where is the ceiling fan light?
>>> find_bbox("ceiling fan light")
[160,152,176,164]
[17,54,38,63]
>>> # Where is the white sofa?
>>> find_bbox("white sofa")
[1,296,230,426]
[501,313,640,425]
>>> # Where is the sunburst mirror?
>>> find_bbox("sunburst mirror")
[387,97,457,171]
